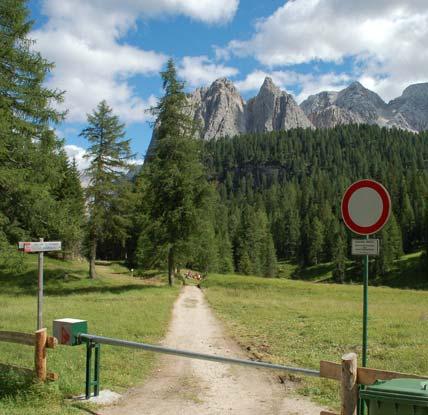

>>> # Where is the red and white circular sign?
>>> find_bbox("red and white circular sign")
[341,179,391,235]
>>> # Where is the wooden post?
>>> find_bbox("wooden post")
[341,353,358,415]
[35,328,47,381]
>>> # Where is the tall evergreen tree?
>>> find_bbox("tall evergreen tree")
[0,0,82,263]
[307,217,324,265]
[80,100,132,279]
[138,59,211,286]
[332,228,347,283]
[53,154,85,258]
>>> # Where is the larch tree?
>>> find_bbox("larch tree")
[0,0,84,265]
[80,100,132,279]
[138,58,212,286]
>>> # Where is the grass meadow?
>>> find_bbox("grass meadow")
[202,272,428,410]
[1,252,426,413]
[0,256,178,415]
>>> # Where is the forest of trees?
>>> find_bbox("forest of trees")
[1,0,427,283]
[202,126,428,278]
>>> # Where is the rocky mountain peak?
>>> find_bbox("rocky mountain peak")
[184,76,313,139]
[337,81,386,106]
[301,80,428,131]
[401,82,428,98]
[150,78,428,149]
[210,77,239,93]
[300,91,338,114]
[259,76,282,94]
[246,77,312,132]
[334,80,387,123]
[186,77,245,140]
[347,80,365,89]
[388,82,428,131]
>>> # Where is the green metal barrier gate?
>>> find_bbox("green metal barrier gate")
[53,318,320,400]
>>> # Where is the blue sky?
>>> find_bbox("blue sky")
[28,0,428,169]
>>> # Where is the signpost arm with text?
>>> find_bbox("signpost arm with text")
[18,240,62,330]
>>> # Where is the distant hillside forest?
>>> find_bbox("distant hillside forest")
[199,125,428,279]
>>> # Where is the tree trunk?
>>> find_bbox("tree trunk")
[168,246,174,286]
[89,236,97,279]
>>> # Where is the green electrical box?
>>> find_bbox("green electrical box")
[361,378,428,415]
[53,318,87,346]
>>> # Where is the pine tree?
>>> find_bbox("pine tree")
[332,228,347,283]
[138,59,211,286]
[400,188,415,252]
[0,0,83,260]
[80,101,132,279]
[213,202,234,274]
[307,217,324,265]
[53,154,85,258]
[262,235,278,277]
[0,0,64,142]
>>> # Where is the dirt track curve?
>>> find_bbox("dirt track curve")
[104,285,325,415]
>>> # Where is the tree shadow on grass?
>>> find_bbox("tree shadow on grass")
[292,262,334,281]
[373,254,428,290]
[0,267,167,296]
[0,369,34,399]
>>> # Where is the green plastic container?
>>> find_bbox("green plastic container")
[361,378,428,415]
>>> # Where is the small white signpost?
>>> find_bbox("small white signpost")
[18,239,62,329]
[351,238,380,256]
[18,241,62,253]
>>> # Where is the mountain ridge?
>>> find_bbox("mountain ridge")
[184,78,428,140]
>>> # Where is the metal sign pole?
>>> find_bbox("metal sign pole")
[37,238,44,330]
[362,234,369,368]
[360,234,370,415]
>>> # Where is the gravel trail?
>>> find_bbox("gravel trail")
[104,285,325,415]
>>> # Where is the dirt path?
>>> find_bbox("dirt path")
[104,286,325,415]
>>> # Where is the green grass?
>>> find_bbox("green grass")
[202,273,428,410]
[0,256,179,415]
[279,251,427,289]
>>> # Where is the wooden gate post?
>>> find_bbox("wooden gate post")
[341,353,358,415]
[35,328,47,381]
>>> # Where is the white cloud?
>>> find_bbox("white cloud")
[31,0,168,123]
[138,0,240,23]
[64,145,92,173]
[64,144,144,187]
[236,69,351,103]
[227,0,428,101]
[52,0,240,25]
[31,0,239,124]
[178,56,239,88]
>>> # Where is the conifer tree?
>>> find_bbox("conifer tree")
[262,235,278,277]
[307,217,324,265]
[0,0,82,260]
[53,154,85,258]
[138,59,211,285]
[332,229,347,283]
[400,188,415,252]
[80,101,132,279]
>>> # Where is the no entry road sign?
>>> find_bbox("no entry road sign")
[341,179,391,235]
